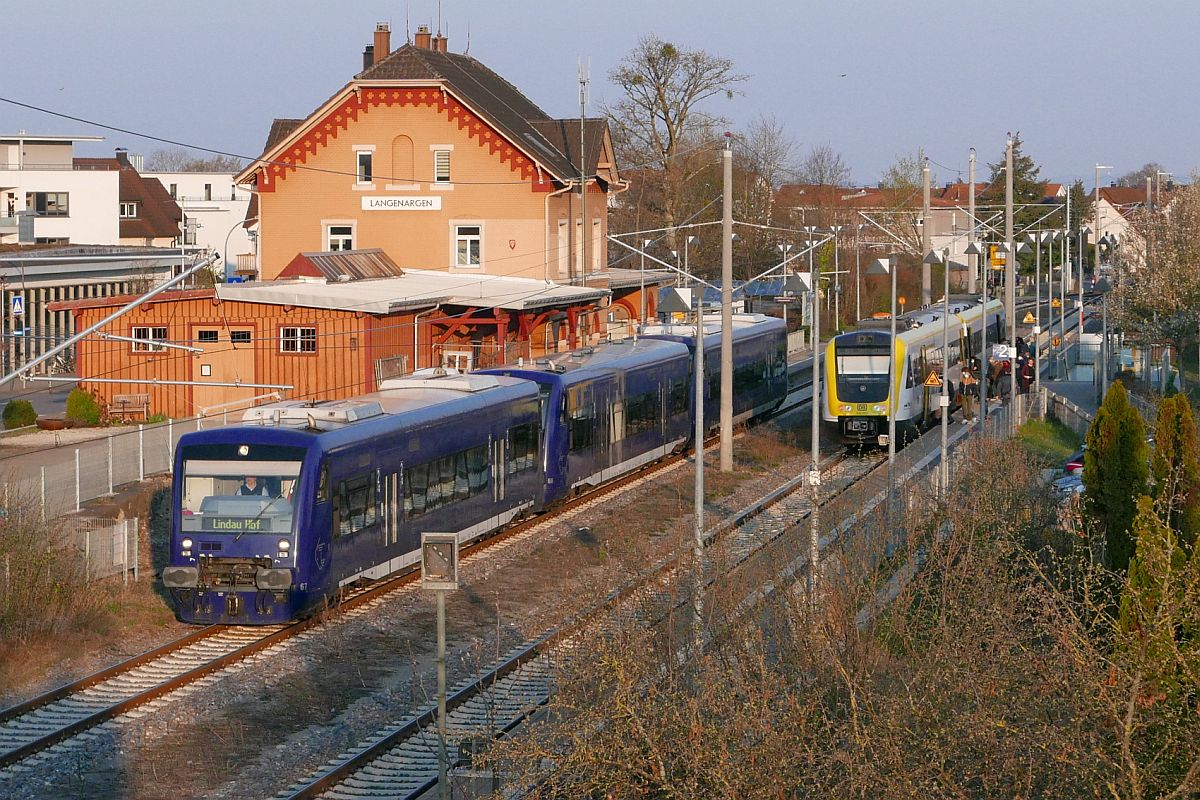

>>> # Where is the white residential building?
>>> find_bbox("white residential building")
[1,134,119,245]
[143,171,253,279]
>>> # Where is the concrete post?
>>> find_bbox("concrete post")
[922,159,932,307]
[719,140,734,472]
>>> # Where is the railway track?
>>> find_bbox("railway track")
[0,376,817,777]
[275,448,884,800]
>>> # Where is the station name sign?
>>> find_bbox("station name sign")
[362,196,442,211]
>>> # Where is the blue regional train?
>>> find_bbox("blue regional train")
[162,314,786,624]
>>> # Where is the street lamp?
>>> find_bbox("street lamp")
[924,247,952,495]
[777,242,794,330]
[1095,164,1113,280]
[1095,277,1112,401]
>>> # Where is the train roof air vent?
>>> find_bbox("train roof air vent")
[379,368,502,393]
[242,400,385,425]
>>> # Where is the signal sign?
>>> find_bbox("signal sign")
[1051,297,1062,308]
[1053,336,1062,346]
[1022,311,1036,324]
[10,295,23,317]
[924,370,942,388]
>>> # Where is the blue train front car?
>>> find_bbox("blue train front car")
[163,371,542,624]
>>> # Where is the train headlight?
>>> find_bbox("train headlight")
[277,539,291,552]
[872,405,884,412]
[181,537,193,550]
[840,404,853,412]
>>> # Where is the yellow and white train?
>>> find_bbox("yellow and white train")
[822,298,1005,445]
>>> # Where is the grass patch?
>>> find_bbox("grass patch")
[1018,418,1080,463]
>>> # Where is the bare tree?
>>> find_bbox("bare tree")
[605,35,748,248]
[145,148,243,173]
[1117,162,1169,188]
[879,147,934,191]
[793,142,851,187]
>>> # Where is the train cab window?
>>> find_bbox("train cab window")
[507,423,538,474]
[179,458,302,537]
[335,473,376,537]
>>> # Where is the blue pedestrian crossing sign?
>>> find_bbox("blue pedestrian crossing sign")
[10,295,23,317]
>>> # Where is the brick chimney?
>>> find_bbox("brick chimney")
[434,33,448,53]
[114,148,130,167]
[362,44,374,71]
[373,22,390,65]
[414,24,432,49]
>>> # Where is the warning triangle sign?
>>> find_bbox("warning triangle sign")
[1022,311,1036,324]
[924,370,942,388]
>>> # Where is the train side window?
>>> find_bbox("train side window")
[668,379,688,417]
[569,408,594,451]
[335,473,376,536]
[317,465,328,502]
[507,423,538,474]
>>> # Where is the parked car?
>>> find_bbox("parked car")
[1063,448,1085,475]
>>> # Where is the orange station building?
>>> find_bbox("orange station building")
[49,25,673,420]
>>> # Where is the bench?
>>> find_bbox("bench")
[111,393,150,422]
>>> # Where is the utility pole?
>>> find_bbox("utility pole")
[968,149,977,294]
[809,235,822,607]
[692,286,705,652]
[1006,134,1017,424]
[577,61,588,286]
[720,136,734,472]
[922,158,932,307]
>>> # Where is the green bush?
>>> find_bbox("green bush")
[2,399,37,429]
[146,413,168,424]
[66,388,101,426]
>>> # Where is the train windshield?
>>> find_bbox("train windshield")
[835,352,891,403]
[180,458,302,535]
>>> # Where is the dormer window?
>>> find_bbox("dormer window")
[120,201,139,218]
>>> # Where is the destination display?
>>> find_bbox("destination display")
[203,516,268,532]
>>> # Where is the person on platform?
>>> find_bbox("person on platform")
[960,363,979,422]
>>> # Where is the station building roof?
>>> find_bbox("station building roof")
[216,269,608,314]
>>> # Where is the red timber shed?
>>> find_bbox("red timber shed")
[50,249,609,420]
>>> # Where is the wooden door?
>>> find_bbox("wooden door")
[191,326,257,417]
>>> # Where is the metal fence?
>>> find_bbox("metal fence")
[1,415,227,522]
[61,517,140,584]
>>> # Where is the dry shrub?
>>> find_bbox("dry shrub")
[482,439,1200,799]
[0,492,107,645]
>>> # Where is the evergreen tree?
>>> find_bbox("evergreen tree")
[1151,394,1200,548]
[1083,381,1150,570]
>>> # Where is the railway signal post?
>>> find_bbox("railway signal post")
[422,532,460,800]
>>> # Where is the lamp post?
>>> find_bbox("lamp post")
[1025,231,1050,402]
[1078,225,1091,330]
[421,533,460,800]
[221,216,256,282]
[692,281,705,651]
[777,242,793,330]
[807,249,822,606]
[684,235,697,287]
[1095,277,1112,402]
[1094,164,1113,280]
[924,247,952,495]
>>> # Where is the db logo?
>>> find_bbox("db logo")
[313,542,328,570]
[508,239,517,250]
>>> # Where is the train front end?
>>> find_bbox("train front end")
[824,329,900,445]
[162,431,320,624]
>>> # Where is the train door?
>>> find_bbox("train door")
[382,469,399,547]
[493,435,506,501]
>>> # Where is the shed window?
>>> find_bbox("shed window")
[280,327,317,353]
[230,331,252,344]
[131,326,168,352]
[196,330,219,343]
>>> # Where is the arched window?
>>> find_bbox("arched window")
[390,135,414,183]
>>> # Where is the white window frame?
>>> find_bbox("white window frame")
[452,223,482,269]
[131,326,168,353]
[443,351,472,371]
[433,149,451,183]
[324,222,355,252]
[119,201,139,218]
[280,326,317,353]
[356,150,374,185]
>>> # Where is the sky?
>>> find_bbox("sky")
[4,0,1197,188]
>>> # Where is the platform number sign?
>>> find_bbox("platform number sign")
[10,295,24,317]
